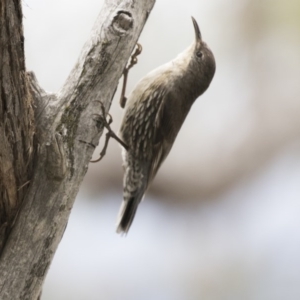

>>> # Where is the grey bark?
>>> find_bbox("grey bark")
[0,0,155,299]
[0,0,35,250]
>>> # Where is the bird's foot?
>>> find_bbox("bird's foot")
[120,43,143,108]
[90,102,128,163]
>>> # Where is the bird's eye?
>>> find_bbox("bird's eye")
[196,51,203,58]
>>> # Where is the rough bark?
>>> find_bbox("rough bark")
[0,0,35,251]
[0,0,155,299]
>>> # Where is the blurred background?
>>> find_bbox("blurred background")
[23,0,300,299]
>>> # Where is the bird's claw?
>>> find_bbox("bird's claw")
[90,101,128,163]
[120,43,143,108]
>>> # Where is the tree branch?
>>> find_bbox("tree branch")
[0,0,36,250]
[0,0,155,299]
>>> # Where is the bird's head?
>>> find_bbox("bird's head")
[190,17,216,89]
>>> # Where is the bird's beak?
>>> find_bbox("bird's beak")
[191,16,202,43]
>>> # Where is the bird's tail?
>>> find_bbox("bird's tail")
[116,158,148,234]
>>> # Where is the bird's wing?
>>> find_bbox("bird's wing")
[149,93,177,181]
[121,86,184,183]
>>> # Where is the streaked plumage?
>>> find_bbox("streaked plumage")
[117,17,216,233]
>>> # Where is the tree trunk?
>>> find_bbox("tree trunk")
[0,0,155,299]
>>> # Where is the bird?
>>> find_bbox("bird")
[116,17,216,234]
